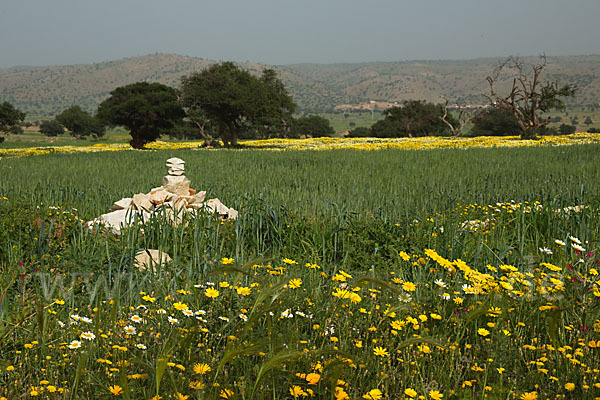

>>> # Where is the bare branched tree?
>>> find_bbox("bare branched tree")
[440,97,471,137]
[485,55,577,139]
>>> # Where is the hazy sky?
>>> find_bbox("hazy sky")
[1,0,599,67]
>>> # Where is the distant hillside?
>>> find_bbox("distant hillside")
[1,53,599,118]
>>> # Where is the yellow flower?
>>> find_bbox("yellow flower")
[306,372,320,385]
[193,363,211,375]
[402,281,417,292]
[204,288,220,298]
[220,258,234,264]
[142,294,156,302]
[282,258,298,265]
[477,328,490,337]
[373,346,389,357]
[564,382,575,391]
[519,392,538,400]
[405,388,417,398]
[236,286,251,296]
[429,390,443,400]
[220,388,233,398]
[108,385,123,395]
[362,389,383,399]
[189,381,205,390]
[289,385,307,397]
[173,302,189,311]
[288,278,303,289]
[334,387,350,400]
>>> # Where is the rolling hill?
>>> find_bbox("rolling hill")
[1,53,599,118]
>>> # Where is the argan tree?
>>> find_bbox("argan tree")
[97,82,184,149]
[440,98,472,137]
[486,55,577,139]
[56,105,105,139]
[0,101,26,140]
[180,62,295,147]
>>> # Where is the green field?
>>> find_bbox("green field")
[1,146,600,399]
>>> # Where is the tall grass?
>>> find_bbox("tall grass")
[0,146,599,399]
[1,145,599,219]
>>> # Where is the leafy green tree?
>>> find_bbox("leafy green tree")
[291,115,335,138]
[346,126,371,137]
[180,62,296,147]
[369,101,455,138]
[558,124,576,135]
[486,55,577,139]
[39,120,64,137]
[471,107,521,136]
[56,106,105,139]
[97,82,184,148]
[0,101,26,139]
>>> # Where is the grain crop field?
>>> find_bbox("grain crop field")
[0,145,599,399]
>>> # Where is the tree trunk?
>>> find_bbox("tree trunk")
[190,117,213,147]
[129,132,147,149]
[219,122,230,148]
[226,121,239,146]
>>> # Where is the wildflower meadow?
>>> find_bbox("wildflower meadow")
[1,141,600,399]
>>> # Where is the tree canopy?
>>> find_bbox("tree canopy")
[486,55,577,139]
[97,82,184,148]
[56,106,105,139]
[369,100,455,138]
[471,107,521,136]
[39,120,64,137]
[291,115,335,138]
[0,101,26,137]
[180,62,296,147]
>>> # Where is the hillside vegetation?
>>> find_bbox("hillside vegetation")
[1,53,599,117]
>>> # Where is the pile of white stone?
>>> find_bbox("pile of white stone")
[87,157,238,235]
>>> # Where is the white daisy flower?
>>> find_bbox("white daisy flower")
[434,279,447,288]
[570,236,582,245]
[130,315,143,323]
[168,316,178,324]
[79,316,92,324]
[136,343,147,350]
[239,314,248,321]
[572,243,586,252]
[554,239,566,246]
[182,309,194,317]
[80,331,95,340]
[68,340,82,349]
[123,325,136,335]
[218,316,230,322]
[539,247,553,255]
[398,292,412,303]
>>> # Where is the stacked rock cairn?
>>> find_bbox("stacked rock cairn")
[87,157,238,234]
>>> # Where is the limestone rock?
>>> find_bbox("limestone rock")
[132,193,153,211]
[168,168,185,176]
[166,157,185,165]
[111,197,133,211]
[162,175,190,196]
[205,198,230,215]
[227,208,239,220]
[96,209,151,235]
[149,188,172,206]
[134,249,172,272]
[189,191,207,205]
